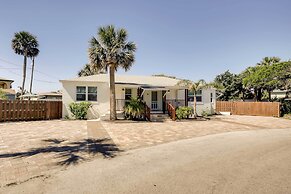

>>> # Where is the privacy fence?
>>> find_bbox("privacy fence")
[216,101,280,117]
[0,100,62,122]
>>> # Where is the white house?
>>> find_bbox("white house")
[60,74,216,119]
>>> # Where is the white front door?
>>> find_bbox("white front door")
[151,91,158,110]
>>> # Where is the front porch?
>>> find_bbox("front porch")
[115,86,188,113]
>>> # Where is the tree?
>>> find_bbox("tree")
[78,63,106,77]
[242,60,291,101]
[88,25,136,120]
[0,89,7,100]
[11,31,38,95]
[28,47,39,93]
[257,56,281,66]
[177,79,207,117]
[213,70,243,101]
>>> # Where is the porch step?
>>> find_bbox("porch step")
[150,114,171,122]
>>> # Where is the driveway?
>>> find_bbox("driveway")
[0,120,118,187]
[3,128,291,194]
[1,115,290,189]
[102,115,291,150]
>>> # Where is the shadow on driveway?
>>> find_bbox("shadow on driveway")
[0,138,121,166]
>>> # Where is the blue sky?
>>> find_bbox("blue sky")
[0,0,290,92]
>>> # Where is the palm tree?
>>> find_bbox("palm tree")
[11,31,38,95]
[88,25,136,120]
[177,79,207,117]
[78,63,107,77]
[257,57,280,66]
[28,47,40,93]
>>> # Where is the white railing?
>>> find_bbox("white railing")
[151,101,158,110]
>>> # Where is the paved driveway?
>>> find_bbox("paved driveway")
[3,128,291,194]
[0,120,118,187]
[102,115,291,150]
[1,115,290,188]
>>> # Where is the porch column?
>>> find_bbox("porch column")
[185,89,188,106]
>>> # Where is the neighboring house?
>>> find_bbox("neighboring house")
[271,89,290,99]
[38,91,62,101]
[0,77,16,100]
[60,74,216,119]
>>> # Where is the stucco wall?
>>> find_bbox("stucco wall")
[188,88,216,116]
[61,81,110,119]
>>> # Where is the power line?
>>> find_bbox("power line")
[0,65,58,84]
[0,58,61,80]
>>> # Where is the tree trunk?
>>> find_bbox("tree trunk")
[29,57,35,94]
[193,91,197,118]
[257,88,262,101]
[109,65,117,120]
[268,90,271,101]
[21,53,27,96]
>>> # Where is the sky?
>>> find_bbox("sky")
[0,0,291,93]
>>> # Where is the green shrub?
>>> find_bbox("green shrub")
[176,106,193,120]
[69,102,92,120]
[124,98,145,120]
[280,100,291,117]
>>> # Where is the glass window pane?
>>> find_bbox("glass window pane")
[88,94,97,101]
[125,89,132,95]
[77,86,86,93]
[88,87,97,93]
[196,96,202,102]
[196,90,202,95]
[188,91,194,96]
[77,94,86,101]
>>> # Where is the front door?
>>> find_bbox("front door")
[151,91,158,110]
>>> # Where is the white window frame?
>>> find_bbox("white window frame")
[76,86,86,101]
[76,86,98,102]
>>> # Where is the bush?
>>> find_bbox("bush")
[69,102,92,120]
[280,100,291,117]
[176,106,193,120]
[124,98,145,120]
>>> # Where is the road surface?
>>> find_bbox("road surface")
[3,128,291,194]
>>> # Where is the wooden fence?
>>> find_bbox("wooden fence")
[0,100,62,122]
[216,101,280,117]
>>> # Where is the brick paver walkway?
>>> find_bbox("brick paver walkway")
[102,115,291,150]
[1,116,290,188]
[0,120,118,187]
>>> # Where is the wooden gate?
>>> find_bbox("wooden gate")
[216,101,280,117]
[0,100,62,122]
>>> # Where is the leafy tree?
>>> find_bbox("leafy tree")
[88,25,136,120]
[11,31,38,95]
[213,70,243,101]
[177,79,207,117]
[28,47,39,93]
[242,60,291,101]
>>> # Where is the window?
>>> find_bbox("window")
[76,86,97,101]
[196,90,202,102]
[187,90,202,102]
[125,89,132,100]
[210,93,213,102]
[88,87,97,101]
[76,86,86,101]
[187,91,194,102]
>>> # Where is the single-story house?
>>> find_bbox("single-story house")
[60,74,216,119]
[0,77,16,100]
[271,89,290,99]
[38,91,62,101]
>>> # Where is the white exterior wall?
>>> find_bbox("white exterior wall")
[188,88,216,116]
[61,81,110,119]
